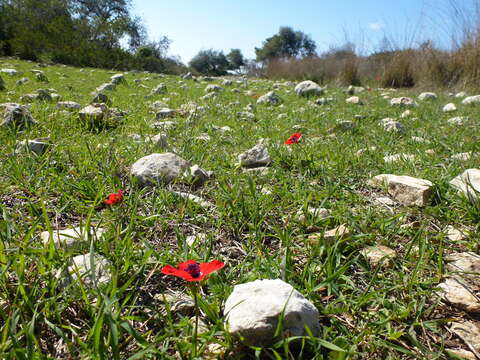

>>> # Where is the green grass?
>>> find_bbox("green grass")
[0,58,479,359]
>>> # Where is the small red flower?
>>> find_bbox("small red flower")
[161,259,224,282]
[284,132,302,145]
[104,189,124,206]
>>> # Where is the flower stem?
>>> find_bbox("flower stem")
[191,284,199,358]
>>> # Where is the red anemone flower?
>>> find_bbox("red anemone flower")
[284,132,302,145]
[161,259,224,282]
[104,189,124,206]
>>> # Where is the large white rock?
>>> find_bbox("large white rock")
[418,92,437,100]
[237,143,271,168]
[450,169,480,199]
[368,174,433,206]
[131,153,191,185]
[462,95,480,105]
[0,69,17,76]
[15,138,50,155]
[390,97,417,107]
[443,103,457,112]
[1,103,36,127]
[110,74,126,85]
[224,279,320,346]
[205,84,223,93]
[65,253,111,288]
[41,226,105,250]
[56,101,81,110]
[257,91,281,105]
[295,80,323,97]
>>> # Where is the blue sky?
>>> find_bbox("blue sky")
[132,0,467,63]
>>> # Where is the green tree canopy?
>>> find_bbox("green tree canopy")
[226,48,245,71]
[255,26,317,61]
[189,49,230,76]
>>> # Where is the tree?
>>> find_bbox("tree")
[226,48,245,71]
[255,26,317,61]
[189,49,230,76]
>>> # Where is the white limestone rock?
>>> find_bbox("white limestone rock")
[131,153,191,185]
[237,143,271,168]
[450,169,480,199]
[368,174,433,206]
[462,95,480,105]
[41,226,105,250]
[224,279,320,346]
[295,80,323,97]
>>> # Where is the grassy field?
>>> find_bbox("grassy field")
[0,58,479,359]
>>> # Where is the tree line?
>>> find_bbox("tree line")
[0,0,185,73]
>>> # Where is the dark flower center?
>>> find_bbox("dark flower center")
[185,263,201,278]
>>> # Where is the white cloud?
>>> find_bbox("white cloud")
[368,22,385,31]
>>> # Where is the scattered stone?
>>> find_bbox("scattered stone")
[390,97,417,107]
[171,191,214,209]
[222,79,232,86]
[450,169,480,199]
[445,252,480,282]
[418,92,438,100]
[373,196,396,207]
[16,77,29,86]
[450,321,480,357]
[161,291,195,316]
[65,253,111,288]
[448,116,468,125]
[295,80,323,97]
[149,133,168,149]
[323,224,350,241]
[400,110,413,118]
[131,153,208,185]
[149,100,169,111]
[237,143,271,168]
[41,226,105,249]
[110,74,126,84]
[346,85,365,95]
[296,207,330,223]
[96,82,115,92]
[411,136,430,144]
[346,96,362,105]
[185,233,207,247]
[462,95,480,105]
[438,278,480,312]
[314,97,334,105]
[383,120,405,133]
[181,72,193,79]
[35,72,49,82]
[205,84,223,93]
[91,93,111,105]
[446,226,468,242]
[79,103,108,125]
[0,69,17,76]
[335,120,356,131]
[455,91,467,98]
[1,103,36,128]
[257,91,281,105]
[151,120,176,130]
[443,103,457,112]
[15,138,50,155]
[451,152,473,161]
[224,279,320,347]
[155,108,176,119]
[383,153,415,163]
[446,348,476,360]
[56,101,81,110]
[152,84,167,94]
[368,174,433,206]
[361,245,397,267]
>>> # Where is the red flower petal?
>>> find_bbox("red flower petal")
[161,260,224,282]
[284,132,302,145]
[200,260,225,276]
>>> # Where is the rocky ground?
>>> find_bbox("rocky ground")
[1,59,480,359]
